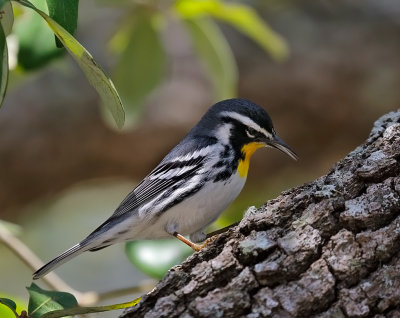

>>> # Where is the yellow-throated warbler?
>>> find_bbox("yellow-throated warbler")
[33,98,297,279]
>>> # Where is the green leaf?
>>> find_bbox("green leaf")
[111,8,165,127]
[0,298,17,311]
[0,19,8,108]
[27,283,78,318]
[40,297,141,318]
[0,294,27,318]
[0,0,14,36]
[15,0,125,128]
[175,0,289,61]
[125,239,193,279]
[0,0,11,108]
[0,298,18,318]
[46,0,79,47]
[183,16,237,100]
[26,284,140,318]
[14,2,65,70]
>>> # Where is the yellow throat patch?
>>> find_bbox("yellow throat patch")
[237,142,265,178]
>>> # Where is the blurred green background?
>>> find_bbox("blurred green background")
[1,0,400,316]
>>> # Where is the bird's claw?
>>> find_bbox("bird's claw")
[192,235,218,252]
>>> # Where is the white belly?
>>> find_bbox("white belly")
[137,172,246,239]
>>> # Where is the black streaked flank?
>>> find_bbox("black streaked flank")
[221,145,231,158]
[213,169,233,182]
[212,160,225,169]
[155,181,205,217]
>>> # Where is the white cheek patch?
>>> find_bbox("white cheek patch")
[215,123,233,145]
[220,111,272,140]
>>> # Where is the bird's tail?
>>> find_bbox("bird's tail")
[33,242,92,280]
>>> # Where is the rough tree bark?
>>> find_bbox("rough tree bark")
[121,110,400,318]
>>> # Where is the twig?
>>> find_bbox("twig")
[0,222,95,303]
[0,223,155,305]
[96,281,156,303]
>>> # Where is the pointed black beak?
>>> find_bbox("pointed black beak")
[267,134,298,161]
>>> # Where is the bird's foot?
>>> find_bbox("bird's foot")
[191,235,218,252]
[173,233,218,252]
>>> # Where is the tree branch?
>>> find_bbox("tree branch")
[121,110,400,318]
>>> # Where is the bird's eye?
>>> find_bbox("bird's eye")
[246,128,257,138]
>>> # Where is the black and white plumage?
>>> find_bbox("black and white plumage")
[33,98,297,279]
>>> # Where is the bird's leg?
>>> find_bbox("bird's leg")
[172,232,217,252]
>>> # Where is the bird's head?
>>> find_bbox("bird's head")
[199,98,298,162]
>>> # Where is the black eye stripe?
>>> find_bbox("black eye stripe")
[246,127,260,138]
[221,114,269,139]
[248,127,257,134]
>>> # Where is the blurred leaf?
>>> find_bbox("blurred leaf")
[27,283,77,318]
[0,0,11,108]
[16,0,125,128]
[0,0,14,35]
[125,239,193,279]
[41,297,141,318]
[0,304,18,318]
[183,16,237,100]
[0,294,27,318]
[0,17,8,108]
[46,0,79,47]
[175,0,289,61]
[0,298,19,318]
[0,298,17,311]
[14,2,64,70]
[111,8,165,127]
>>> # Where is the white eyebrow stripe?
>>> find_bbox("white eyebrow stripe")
[220,111,272,139]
